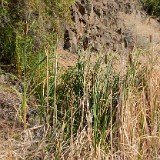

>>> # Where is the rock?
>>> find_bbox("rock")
[64,0,140,53]
[123,30,134,48]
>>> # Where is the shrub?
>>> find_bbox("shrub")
[141,0,160,16]
[0,0,75,68]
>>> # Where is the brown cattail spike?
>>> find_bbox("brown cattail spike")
[83,37,89,51]
[129,52,133,66]
[24,20,28,36]
[149,35,152,43]
[105,54,108,64]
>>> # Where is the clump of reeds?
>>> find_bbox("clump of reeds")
[2,45,160,160]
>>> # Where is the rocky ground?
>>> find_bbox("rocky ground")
[64,0,160,54]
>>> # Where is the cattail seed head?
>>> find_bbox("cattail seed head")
[129,52,133,66]
[105,54,108,64]
[149,34,152,43]
[83,37,88,51]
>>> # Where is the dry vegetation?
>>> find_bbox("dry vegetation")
[0,45,160,159]
[0,0,160,160]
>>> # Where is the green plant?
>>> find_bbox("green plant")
[141,0,160,16]
[0,0,75,128]
[0,0,75,70]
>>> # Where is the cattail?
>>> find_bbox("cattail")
[83,37,88,51]
[128,46,134,65]
[130,46,134,53]
[105,54,108,64]
[149,34,152,43]
[129,51,133,66]
[24,20,28,36]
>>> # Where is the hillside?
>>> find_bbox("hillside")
[63,0,160,54]
[0,0,160,159]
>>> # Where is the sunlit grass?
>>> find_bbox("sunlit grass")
[20,47,159,159]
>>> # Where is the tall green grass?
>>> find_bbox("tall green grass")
[1,1,160,159]
[1,40,160,159]
[20,46,157,159]
[1,19,159,157]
